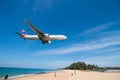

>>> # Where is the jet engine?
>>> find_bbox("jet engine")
[45,33,49,37]
[48,41,52,44]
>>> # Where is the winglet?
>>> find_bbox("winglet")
[25,19,28,23]
[25,19,31,26]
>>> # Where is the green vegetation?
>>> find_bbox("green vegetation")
[65,62,98,70]
[64,62,120,71]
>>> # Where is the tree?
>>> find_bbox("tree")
[65,62,98,70]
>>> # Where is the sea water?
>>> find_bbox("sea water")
[104,70,120,73]
[0,67,55,78]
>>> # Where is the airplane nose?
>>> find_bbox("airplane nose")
[64,36,67,39]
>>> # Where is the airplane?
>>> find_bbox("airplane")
[16,20,67,44]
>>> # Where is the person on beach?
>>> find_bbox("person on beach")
[4,74,8,80]
[71,73,73,76]
[74,70,76,75]
[54,72,56,77]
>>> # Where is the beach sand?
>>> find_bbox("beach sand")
[1,70,120,80]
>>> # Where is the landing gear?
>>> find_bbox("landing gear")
[42,40,48,44]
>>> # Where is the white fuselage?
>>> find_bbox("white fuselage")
[23,34,67,40]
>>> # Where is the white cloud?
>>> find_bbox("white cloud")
[83,53,120,67]
[97,30,120,37]
[32,34,120,55]
[49,61,73,68]
[30,21,120,69]
[30,21,120,56]
[23,0,54,19]
[73,21,119,38]
[32,0,53,13]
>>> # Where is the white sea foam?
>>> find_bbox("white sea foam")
[9,74,35,78]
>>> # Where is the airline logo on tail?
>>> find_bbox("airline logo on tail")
[21,29,28,37]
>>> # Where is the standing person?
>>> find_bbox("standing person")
[4,74,8,80]
[74,70,76,75]
[54,72,56,77]
[71,73,73,76]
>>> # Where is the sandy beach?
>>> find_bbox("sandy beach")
[3,70,118,80]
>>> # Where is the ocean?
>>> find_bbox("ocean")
[0,67,56,78]
[104,70,120,73]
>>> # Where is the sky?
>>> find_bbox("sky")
[0,0,120,69]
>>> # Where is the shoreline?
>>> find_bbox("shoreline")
[12,70,120,80]
[0,70,58,79]
[1,70,120,80]
[0,68,58,79]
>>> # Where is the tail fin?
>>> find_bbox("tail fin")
[21,29,28,37]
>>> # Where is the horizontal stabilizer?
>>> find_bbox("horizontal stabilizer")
[16,32,23,37]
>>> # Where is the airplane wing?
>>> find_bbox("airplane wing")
[25,20,45,39]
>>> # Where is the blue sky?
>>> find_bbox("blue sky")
[0,0,120,69]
